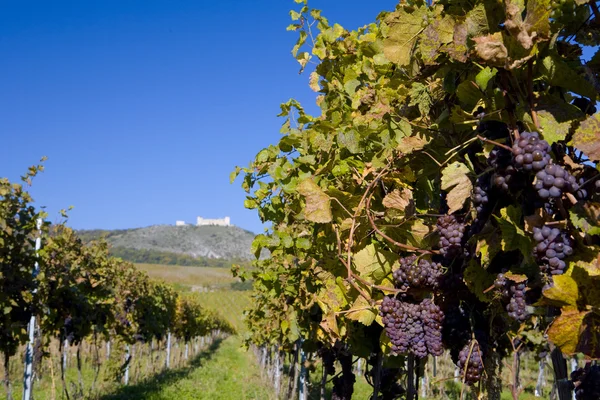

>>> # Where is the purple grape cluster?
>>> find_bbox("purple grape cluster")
[495,274,528,322]
[392,255,443,291]
[534,164,579,199]
[436,215,465,258]
[571,364,600,400]
[379,297,444,358]
[512,131,552,171]
[506,282,528,322]
[533,226,573,275]
[472,177,490,214]
[457,341,484,385]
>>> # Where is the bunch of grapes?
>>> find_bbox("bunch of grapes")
[534,164,579,199]
[436,215,465,258]
[332,350,355,400]
[392,255,443,291]
[571,364,600,400]
[488,147,525,192]
[457,341,484,385]
[379,297,444,358]
[506,282,528,322]
[494,274,528,321]
[533,226,574,275]
[512,131,552,172]
[317,347,336,375]
[472,176,490,214]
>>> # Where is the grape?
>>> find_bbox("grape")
[457,341,484,385]
[472,176,490,215]
[331,349,355,400]
[488,147,525,192]
[442,306,470,362]
[532,226,573,275]
[571,364,600,400]
[317,347,336,375]
[512,131,552,172]
[506,282,528,322]
[436,215,465,258]
[495,274,528,322]
[534,164,579,199]
[379,297,444,358]
[392,255,443,291]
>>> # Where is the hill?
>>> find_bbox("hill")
[77,224,257,262]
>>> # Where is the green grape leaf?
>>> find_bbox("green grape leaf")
[464,259,495,302]
[572,113,600,162]
[456,80,483,108]
[297,178,332,223]
[441,161,472,214]
[409,83,432,116]
[541,54,597,101]
[570,203,600,236]
[493,206,532,258]
[475,67,497,90]
[535,95,582,144]
[542,275,579,307]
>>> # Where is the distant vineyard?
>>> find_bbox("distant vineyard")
[0,163,235,400]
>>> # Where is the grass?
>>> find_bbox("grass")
[99,336,274,400]
[136,263,238,290]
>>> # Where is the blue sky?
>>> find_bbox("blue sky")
[0,1,396,233]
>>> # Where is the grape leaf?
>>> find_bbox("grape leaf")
[475,67,497,90]
[473,32,508,66]
[572,113,600,162]
[345,295,377,326]
[383,7,426,66]
[441,162,473,214]
[542,275,579,307]
[570,203,600,236]
[547,307,587,355]
[541,55,598,101]
[352,244,396,283]
[297,178,332,223]
[493,206,533,258]
[382,188,413,212]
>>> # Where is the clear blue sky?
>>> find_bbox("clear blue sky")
[0,1,396,233]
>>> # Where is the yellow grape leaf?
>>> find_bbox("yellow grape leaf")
[382,188,413,212]
[345,295,377,326]
[297,178,332,223]
[547,308,587,355]
[441,161,473,214]
[383,7,426,66]
[319,312,340,341]
[572,114,600,162]
[542,275,579,306]
[504,271,528,283]
[352,244,396,283]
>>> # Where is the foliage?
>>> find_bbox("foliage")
[0,161,47,357]
[235,0,600,397]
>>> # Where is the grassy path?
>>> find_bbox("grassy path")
[100,336,274,400]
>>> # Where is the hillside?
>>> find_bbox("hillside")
[77,224,257,261]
